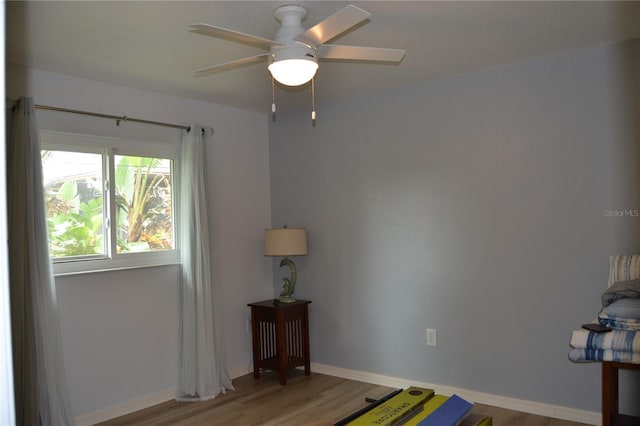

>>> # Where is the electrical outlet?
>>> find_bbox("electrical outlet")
[426,328,437,346]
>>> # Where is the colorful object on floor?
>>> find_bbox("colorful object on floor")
[345,387,434,425]
[415,394,473,425]
[402,395,448,426]
[404,394,485,426]
[336,388,491,426]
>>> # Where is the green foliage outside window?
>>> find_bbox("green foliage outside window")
[115,155,173,253]
[46,181,104,257]
[43,150,174,259]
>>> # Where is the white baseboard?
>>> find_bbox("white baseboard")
[74,365,252,425]
[74,387,176,426]
[229,364,253,379]
[310,362,601,426]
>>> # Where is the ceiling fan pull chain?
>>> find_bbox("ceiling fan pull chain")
[311,77,317,125]
[271,77,277,121]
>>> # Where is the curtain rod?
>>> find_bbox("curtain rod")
[34,104,208,133]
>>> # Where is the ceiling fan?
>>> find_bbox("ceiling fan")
[189,4,406,89]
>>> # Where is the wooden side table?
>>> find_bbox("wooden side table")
[248,299,311,385]
[602,361,640,426]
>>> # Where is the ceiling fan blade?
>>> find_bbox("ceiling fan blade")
[193,53,270,76]
[294,4,371,47]
[318,44,405,63]
[189,23,280,50]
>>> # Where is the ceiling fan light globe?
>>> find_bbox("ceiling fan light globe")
[269,59,318,86]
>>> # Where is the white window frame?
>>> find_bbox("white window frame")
[40,130,180,276]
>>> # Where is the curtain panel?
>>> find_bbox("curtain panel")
[7,97,74,425]
[177,124,233,401]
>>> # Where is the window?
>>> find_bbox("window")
[40,131,180,275]
[42,150,106,258]
[113,155,173,254]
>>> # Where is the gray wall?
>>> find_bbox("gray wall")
[269,41,640,413]
[7,66,274,418]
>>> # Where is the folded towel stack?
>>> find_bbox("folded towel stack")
[569,327,640,363]
[598,279,640,331]
[569,256,640,363]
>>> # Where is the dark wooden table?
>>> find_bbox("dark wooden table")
[602,361,640,426]
[248,299,311,385]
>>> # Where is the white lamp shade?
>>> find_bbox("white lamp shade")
[268,59,318,86]
[264,228,308,256]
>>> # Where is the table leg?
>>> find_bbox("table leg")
[602,361,618,426]
[250,307,260,379]
[277,309,287,385]
[303,308,311,376]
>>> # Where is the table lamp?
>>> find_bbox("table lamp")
[264,227,308,303]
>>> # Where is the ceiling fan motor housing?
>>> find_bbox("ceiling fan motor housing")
[270,5,317,66]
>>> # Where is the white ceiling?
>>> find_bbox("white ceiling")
[7,1,640,113]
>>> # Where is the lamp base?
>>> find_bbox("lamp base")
[278,295,296,303]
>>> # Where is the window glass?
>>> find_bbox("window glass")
[42,150,105,258]
[114,155,174,253]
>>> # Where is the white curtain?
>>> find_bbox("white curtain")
[177,124,233,401]
[7,97,74,425]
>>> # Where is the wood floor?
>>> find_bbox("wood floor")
[98,371,590,426]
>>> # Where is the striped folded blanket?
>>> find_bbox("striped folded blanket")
[598,316,640,331]
[568,348,640,363]
[570,328,640,352]
[598,298,640,331]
